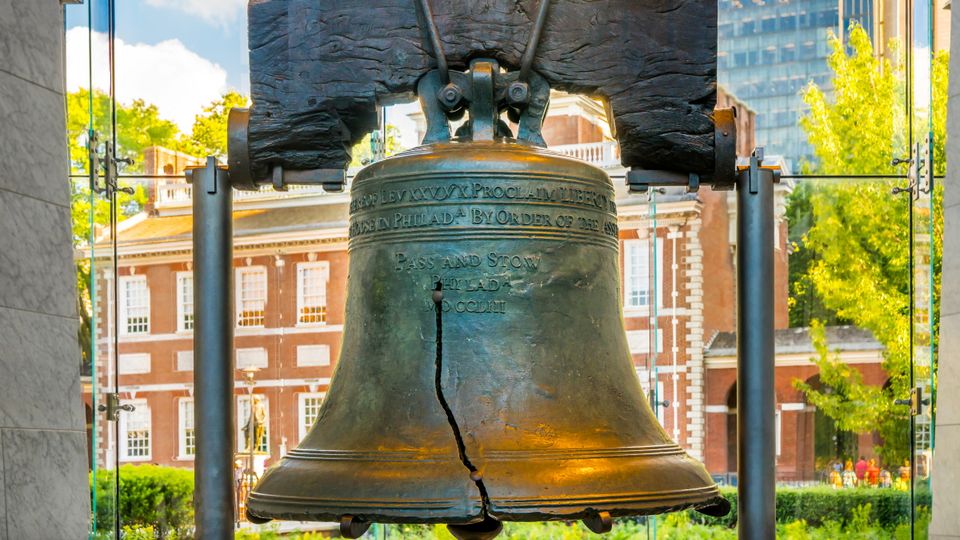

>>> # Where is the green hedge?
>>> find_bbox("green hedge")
[693,486,930,529]
[92,464,194,537]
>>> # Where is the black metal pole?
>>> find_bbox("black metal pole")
[192,157,235,538]
[736,150,776,540]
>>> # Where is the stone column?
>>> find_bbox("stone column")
[0,1,90,538]
[930,7,960,538]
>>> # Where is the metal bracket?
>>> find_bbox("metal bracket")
[895,386,930,416]
[417,61,550,146]
[627,169,700,194]
[88,132,135,197]
[626,108,738,193]
[97,393,135,422]
[226,108,347,193]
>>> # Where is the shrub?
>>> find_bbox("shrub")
[92,464,194,538]
[693,486,929,529]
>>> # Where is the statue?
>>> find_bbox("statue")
[243,395,267,453]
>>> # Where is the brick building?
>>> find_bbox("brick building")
[83,91,884,484]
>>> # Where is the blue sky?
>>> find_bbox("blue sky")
[63,0,419,145]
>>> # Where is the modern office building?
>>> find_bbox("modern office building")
[718,0,950,169]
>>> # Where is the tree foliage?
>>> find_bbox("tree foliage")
[791,25,946,463]
[182,90,250,158]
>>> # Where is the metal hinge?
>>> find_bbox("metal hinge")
[88,131,135,197]
[97,393,135,422]
[894,386,930,416]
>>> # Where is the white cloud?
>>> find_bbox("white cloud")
[144,0,246,28]
[66,27,229,132]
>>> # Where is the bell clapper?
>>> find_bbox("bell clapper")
[447,515,504,540]
[339,515,372,538]
[582,511,613,534]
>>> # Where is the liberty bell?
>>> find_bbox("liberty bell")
[245,59,728,538]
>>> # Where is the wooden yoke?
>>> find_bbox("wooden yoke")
[230,0,731,191]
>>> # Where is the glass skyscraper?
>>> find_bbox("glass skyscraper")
[718,0,870,168]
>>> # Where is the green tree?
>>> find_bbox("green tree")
[184,90,250,158]
[68,89,196,371]
[791,26,946,463]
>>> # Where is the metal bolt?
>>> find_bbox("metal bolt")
[437,83,463,111]
[506,81,530,106]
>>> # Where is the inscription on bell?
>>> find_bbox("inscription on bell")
[395,252,542,271]
[349,182,617,213]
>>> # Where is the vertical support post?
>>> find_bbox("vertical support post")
[192,157,235,538]
[736,150,776,540]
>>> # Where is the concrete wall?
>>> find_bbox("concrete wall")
[0,1,90,538]
[931,6,960,539]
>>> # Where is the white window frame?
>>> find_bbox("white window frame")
[118,353,151,375]
[236,347,268,370]
[235,266,267,328]
[775,408,782,457]
[296,344,331,367]
[237,395,270,453]
[176,350,194,371]
[626,329,664,355]
[176,272,194,332]
[622,239,663,312]
[120,398,151,461]
[296,262,330,326]
[119,275,150,335]
[178,398,195,459]
[297,392,326,443]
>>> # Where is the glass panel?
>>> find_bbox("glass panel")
[910,0,939,533]
[65,0,120,537]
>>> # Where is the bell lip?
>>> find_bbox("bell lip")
[244,485,722,525]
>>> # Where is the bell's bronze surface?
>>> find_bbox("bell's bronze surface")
[246,139,723,527]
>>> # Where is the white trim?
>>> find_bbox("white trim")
[705,350,884,369]
[236,347,268,369]
[235,266,268,328]
[177,398,195,460]
[118,353,151,375]
[780,402,807,411]
[775,409,782,457]
[119,275,150,335]
[705,405,730,414]
[176,350,194,371]
[297,392,327,443]
[296,261,330,326]
[297,344,331,367]
[175,271,194,333]
[119,398,151,462]
[118,377,331,394]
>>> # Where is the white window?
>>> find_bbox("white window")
[120,399,151,460]
[297,344,331,367]
[298,393,326,442]
[178,399,195,458]
[236,267,267,327]
[176,272,194,332]
[118,353,151,375]
[636,373,666,427]
[237,395,269,453]
[176,350,194,371]
[236,347,268,369]
[622,239,663,310]
[626,329,664,355]
[119,275,150,334]
[297,262,329,325]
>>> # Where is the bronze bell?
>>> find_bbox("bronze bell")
[246,60,727,537]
